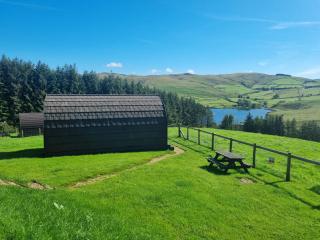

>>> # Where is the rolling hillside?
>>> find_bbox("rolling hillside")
[99,72,320,123]
[0,129,319,239]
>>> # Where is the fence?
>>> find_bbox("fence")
[178,126,320,182]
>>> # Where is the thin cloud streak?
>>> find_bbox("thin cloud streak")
[270,21,320,30]
[206,15,276,23]
[206,14,320,30]
[0,0,59,11]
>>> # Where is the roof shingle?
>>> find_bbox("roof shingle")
[44,95,166,128]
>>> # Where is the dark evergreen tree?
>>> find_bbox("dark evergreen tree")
[1,57,21,125]
[243,113,255,132]
[220,115,234,129]
[299,121,320,141]
[82,71,98,94]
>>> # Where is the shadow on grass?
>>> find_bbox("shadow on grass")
[310,185,320,195]
[170,138,211,156]
[199,165,230,176]
[172,137,320,211]
[9,135,22,138]
[250,174,320,211]
[172,137,283,178]
[0,148,43,160]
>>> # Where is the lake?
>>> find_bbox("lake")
[211,108,271,125]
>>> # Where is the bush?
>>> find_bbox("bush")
[0,122,16,136]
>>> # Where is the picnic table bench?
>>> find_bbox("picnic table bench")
[207,150,251,173]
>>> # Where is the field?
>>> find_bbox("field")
[0,129,320,239]
[100,72,320,123]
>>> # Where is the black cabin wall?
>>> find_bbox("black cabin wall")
[21,128,43,137]
[44,124,167,154]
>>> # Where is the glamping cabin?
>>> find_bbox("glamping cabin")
[19,113,44,137]
[43,94,168,155]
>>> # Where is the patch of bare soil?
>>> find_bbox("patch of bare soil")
[0,179,20,187]
[71,173,118,188]
[27,180,53,190]
[70,146,184,189]
[239,177,255,184]
[0,178,53,190]
[147,146,184,165]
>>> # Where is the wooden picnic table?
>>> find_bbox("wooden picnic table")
[207,150,251,173]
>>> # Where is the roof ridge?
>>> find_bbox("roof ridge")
[46,94,160,96]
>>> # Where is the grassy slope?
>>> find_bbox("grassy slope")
[100,72,320,122]
[0,130,319,239]
[0,136,169,187]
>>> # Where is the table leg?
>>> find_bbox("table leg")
[239,161,249,173]
[213,153,220,160]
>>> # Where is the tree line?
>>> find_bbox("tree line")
[0,55,213,127]
[219,113,320,142]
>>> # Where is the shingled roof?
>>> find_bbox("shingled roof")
[19,113,44,129]
[44,95,166,128]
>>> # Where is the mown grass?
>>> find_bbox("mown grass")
[0,129,319,239]
[0,136,169,187]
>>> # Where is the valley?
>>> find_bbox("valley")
[100,72,320,123]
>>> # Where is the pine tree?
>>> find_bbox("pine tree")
[19,61,34,113]
[220,115,234,129]
[243,113,255,132]
[82,71,98,94]
[2,57,21,125]
[0,57,5,122]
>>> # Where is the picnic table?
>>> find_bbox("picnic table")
[207,150,251,173]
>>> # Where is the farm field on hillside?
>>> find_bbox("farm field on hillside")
[0,130,319,239]
[105,73,320,123]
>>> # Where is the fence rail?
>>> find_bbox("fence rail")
[178,126,320,182]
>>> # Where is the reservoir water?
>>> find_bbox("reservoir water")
[211,108,271,125]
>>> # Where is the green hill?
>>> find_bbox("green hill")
[0,129,319,239]
[99,72,320,123]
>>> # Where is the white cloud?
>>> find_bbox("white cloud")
[165,67,173,73]
[187,69,195,74]
[151,69,160,74]
[296,66,320,79]
[258,60,268,67]
[106,62,123,68]
[270,21,320,30]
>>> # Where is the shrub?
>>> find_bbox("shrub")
[0,122,16,136]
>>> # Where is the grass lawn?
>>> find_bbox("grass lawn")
[0,128,319,239]
[0,136,169,187]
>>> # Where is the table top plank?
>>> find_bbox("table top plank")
[216,150,243,160]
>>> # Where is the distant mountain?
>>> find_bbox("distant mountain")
[98,72,320,123]
[98,72,316,102]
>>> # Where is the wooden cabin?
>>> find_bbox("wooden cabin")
[43,94,168,155]
[19,113,44,137]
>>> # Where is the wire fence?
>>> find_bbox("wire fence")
[178,126,320,182]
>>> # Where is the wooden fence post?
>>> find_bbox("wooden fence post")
[252,144,257,168]
[21,129,24,138]
[229,138,233,152]
[178,125,181,137]
[187,127,189,140]
[286,152,292,182]
[211,133,215,150]
[198,129,200,145]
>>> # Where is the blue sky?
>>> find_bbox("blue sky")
[1,0,320,78]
